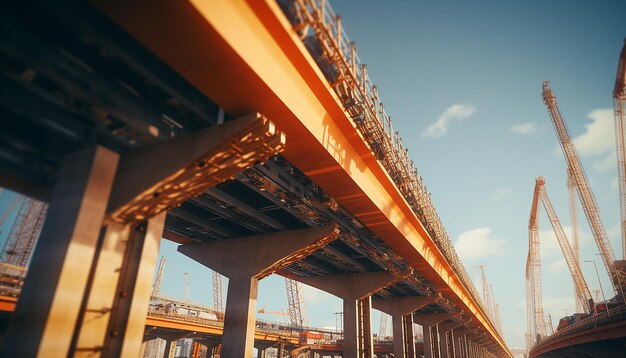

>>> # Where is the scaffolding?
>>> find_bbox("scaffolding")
[281,0,491,329]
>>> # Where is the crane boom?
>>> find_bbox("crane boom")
[527,178,546,346]
[538,178,593,312]
[151,256,166,298]
[567,169,583,313]
[542,81,620,296]
[212,270,224,316]
[614,39,626,259]
[285,278,308,327]
[477,265,493,320]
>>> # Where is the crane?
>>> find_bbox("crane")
[477,265,494,321]
[258,301,289,324]
[151,256,166,298]
[542,81,622,300]
[613,39,626,260]
[0,196,22,236]
[184,272,190,303]
[212,270,224,318]
[538,177,593,312]
[526,177,547,347]
[0,198,47,267]
[567,169,583,313]
[379,313,389,341]
[489,284,503,334]
[285,277,308,327]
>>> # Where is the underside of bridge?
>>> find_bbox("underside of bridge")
[0,0,510,357]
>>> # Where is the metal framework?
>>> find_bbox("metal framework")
[613,39,626,260]
[538,178,593,312]
[283,0,492,327]
[285,277,309,327]
[151,256,166,298]
[567,169,583,313]
[0,198,47,267]
[378,313,388,340]
[542,81,621,298]
[527,177,547,348]
[212,270,224,318]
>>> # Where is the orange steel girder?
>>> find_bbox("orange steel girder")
[89,0,508,354]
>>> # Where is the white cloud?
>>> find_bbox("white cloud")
[511,122,538,134]
[572,109,614,156]
[493,189,510,200]
[538,226,591,259]
[455,227,507,259]
[593,151,617,171]
[423,104,476,138]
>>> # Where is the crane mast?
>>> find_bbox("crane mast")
[614,39,626,260]
[285,278,308,327]
[151,256,166,298]
[184,272,190,303]
[477,265,494,320]
[0,198,47,267]
[212,270,224,316]
[379,313,388,340]
[542,81,620,297]
[538,178,593,312]
[526,178,546,346]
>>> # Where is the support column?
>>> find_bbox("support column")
[179,225,340,357]
[422,325,433,358]
[403,313,416,358]
[414,311,461,358]
[296,271,400,358]
[1,146,118,358]
[452,327,469,358]
[372,295,439,358]
[438,319,467,358]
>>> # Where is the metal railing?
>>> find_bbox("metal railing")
[278,0,496,335]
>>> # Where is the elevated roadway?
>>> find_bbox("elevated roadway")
[0,0,509,356]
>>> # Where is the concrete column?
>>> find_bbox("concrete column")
[372,295,439,358]
[357,296,374,357]
[1,146,118,358]
[403,314,416,358]
[414,311,461,358]
[179,225,339,357]
[296,271,399,358]
[422,325,433,358]
[437,326,448,358]
[437,319,467,358]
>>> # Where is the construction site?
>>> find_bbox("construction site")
[0,0,624,357]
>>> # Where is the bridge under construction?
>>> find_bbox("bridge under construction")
[0,0,624,357]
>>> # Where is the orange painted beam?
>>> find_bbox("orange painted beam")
[88,0,507,354]
[146,316,299,344]
[0,296,17,313]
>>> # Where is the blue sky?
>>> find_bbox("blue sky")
[0,0,625,350]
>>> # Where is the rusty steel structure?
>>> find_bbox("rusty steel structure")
[567,169,583,313]
[282,0,490,325]
[151,256,166,299]
[614,39,626,260]
[526,177,547,349]
[542,81,622,300]
[0,198,47,267]
[285,277,309,327]
[538,178,593,312]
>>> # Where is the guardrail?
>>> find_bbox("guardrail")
[530,304,626,354]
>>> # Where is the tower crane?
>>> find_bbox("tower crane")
[285,277,308,327]
[151,256,166,298]
[526,177,547,347]
[489,284,503,334]
[184,272,190,303]
[542,81,623,300]
[0,196,22,236]
[0,198,47,267]
[567,169,583,313]
[379,313,389,340]
[537,177,593,312]
[477,265,494,321]
[613,39,626,260]
[212,270,224,318]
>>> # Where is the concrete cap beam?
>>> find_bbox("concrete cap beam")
[413,310,462,327]
[295,271,399,300]
[372,293,440,316]
[178,224,339,279]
